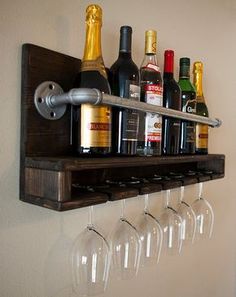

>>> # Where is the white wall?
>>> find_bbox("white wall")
[0,0,235,296]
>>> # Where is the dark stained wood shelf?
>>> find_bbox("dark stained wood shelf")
[20,44,225,211]
[21,154,225,211]
[25,154,224,171]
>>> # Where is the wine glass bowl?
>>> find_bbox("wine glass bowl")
[135,192,163,267]
[136,210,163,267]
[191,182,214,240]
[177,186,196,246]
[110,216,141,280]
[71,206,111,296]
[159,190,183,255]
[72,226,110,296]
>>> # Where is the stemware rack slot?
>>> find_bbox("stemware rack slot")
[20,43,225,211]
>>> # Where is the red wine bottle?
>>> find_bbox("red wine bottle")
[109,26,140,155]
[162,50,181,155]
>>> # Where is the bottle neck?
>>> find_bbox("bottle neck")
[179,65,190,79]
[83,22,102,61]
[119,28,132,57]
[142,53,157,66]
[164,51,174,75]
[193,71,204,97]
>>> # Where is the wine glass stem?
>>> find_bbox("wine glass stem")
[180,186,184,202]
[199,182,203,199]
[88,205,94,228]
[121,199,126,219]
[165,189,171,208]
[144,194,149,212]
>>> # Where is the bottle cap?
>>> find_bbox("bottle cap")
[179,57,190,77]
[120,26,132,33]
[180,57,190,66]
[145,30,157,54]
[86,4,102,24]
[120,26,132,52]
[165,49,174,58]
[164,50,174,73]
[193,61,203,72]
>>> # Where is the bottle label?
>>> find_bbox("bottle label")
[144,84,163,143]
[81,104,111,148]
[182,93,196,114]
[81,56,107,78]
[121,83,140,142]
[186,124,195,143]
[181,92,196,146]
[196,124,208,149]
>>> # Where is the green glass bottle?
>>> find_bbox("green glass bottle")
[193,61,209,154]
[178,57,196,154]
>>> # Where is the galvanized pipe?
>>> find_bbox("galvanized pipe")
[49,87,221,128]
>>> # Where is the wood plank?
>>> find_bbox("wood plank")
[25,154,225,171]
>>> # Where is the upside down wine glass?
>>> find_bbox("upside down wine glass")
[110,199,141,280]
[71,206,111,296]
[136,194,163,267]
[177,186,196,246]
[191,182,214,240]
[159,189,183,255]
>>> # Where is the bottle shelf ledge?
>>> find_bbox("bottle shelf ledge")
[25,154,225,171]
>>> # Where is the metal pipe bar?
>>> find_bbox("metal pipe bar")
[49,87,221,128]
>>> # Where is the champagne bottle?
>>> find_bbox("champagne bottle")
[162,50,181,155]
[178,57,196,154]
[137,30,163,156]
[109,26,140,155]
[73,4,111,154]
[193,61,209,154]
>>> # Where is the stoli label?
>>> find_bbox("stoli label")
[143,83,163,143]
[144,84,163,95]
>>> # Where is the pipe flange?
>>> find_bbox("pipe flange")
[34,81,66,120]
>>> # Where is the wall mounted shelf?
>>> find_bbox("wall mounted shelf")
[20,44,225,211]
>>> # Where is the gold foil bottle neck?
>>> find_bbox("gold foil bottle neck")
[145,30,157,54]
[193,61,204,98]
[193,61,203,73]
[86,4,102,24]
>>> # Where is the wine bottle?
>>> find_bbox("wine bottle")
[109,26,140,155]
[162,50,181,155]
[193,61,209,154]
[73,4,112,155]
[178,57,196,154]
[137,30,163,156]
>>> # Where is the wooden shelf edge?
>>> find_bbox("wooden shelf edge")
[25,154,225,171]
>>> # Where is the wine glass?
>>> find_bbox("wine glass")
[71,206,111,296]
[135,194,163,267]
[177,186,196,246]
[159,189,183,255]
[110,199,141,280]
[191,182,214,240]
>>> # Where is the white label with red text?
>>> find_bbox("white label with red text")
[144,84,163,143]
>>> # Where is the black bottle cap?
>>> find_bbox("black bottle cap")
[119,26,132,53]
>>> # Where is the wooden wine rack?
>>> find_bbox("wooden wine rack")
[20,44,225,211]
